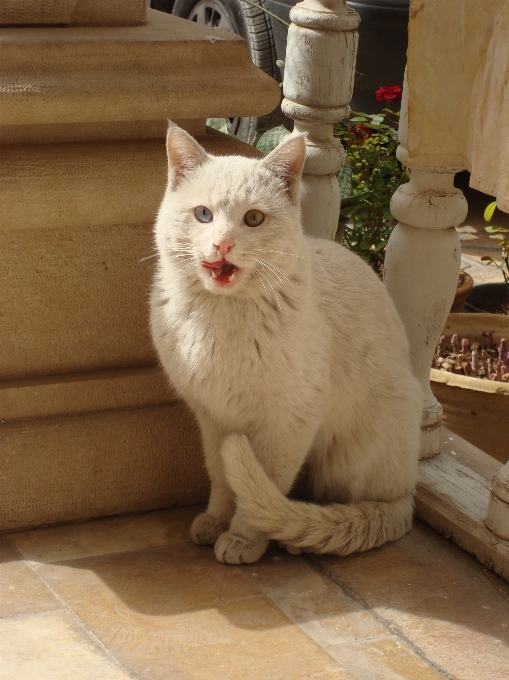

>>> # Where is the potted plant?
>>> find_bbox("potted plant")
[465,202,509,314]
[430,313,509,463]
[332,98,406,274]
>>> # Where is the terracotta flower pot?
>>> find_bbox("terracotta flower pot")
[430,313,509,463]
[450,270,474,313]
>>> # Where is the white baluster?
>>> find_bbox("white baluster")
[487,461,509,539]
[282,0,360,240]
[384,78,468,458]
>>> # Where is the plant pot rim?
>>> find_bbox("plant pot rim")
[465,281,508,314]
[454,270,474,306]
[444,312,509,338]
[431,312,509,390]
[470,281,508,290]
[430,367,509,394]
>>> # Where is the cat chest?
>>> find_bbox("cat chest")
[169,321,308,423]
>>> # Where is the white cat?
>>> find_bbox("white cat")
[150,124,422,565]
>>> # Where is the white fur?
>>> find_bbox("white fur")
[150,125,422,564]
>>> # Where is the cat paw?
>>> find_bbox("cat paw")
[277,540,303,555]
[190,513,229,546]
[214,531,268,565]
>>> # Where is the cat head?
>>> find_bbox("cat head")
[155,124,306,296]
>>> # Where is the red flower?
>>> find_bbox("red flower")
[375,85,402,102]
[351,124,372,138]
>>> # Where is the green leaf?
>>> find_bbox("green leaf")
[255,125,289,155]
[336,155,353,198]
[374,240,388,252]
[489,234,505,240]
[350,116,368,122]
[359,241,371,250]
[206,118,230,135]
[276,60,285,69]
[485,226,502,233]
[484,201,497,222]
[340,190,371,208]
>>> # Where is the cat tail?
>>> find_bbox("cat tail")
[221,434,414,556]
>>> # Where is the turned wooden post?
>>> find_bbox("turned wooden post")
[282,0,359,240]
[383,79,468,458]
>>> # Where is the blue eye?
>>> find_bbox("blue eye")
[194,206,213,223]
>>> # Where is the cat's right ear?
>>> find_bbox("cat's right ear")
[166,124,209,189]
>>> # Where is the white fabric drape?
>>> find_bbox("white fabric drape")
[406,0,509,212]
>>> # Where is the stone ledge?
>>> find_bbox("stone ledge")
[0,365,175,422]
[1,0,146,27]
[0,10,281,126]
[0,128,263,381]
[1,127,263,232]
[416,428,509,582]
[0,366,206,532]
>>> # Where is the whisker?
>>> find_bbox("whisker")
[264,276,282,312]
[256,260,285,288]
[255,272,270,300]
[253,249,303,259]
[172,259,197,266]
[139,253,158,262]
[256,258,295,290]
[255,266,282,311]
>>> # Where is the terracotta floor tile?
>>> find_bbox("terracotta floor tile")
[313,521,509,680]
[330,636,445,680]
[0,537,60,617]
[37,542,354,680]
[0,610,132,680]
[240,549,390,646]
[8,508,189,563]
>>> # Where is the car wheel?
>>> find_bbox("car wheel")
[172,0,282,143]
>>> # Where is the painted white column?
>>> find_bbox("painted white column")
[487,461,509,539]
[282,0,359,240]
[383,78,468,458]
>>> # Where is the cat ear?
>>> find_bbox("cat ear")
[261,134,306,201]
[166,123,209,188]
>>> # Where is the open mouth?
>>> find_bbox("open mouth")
[200,259,241,286]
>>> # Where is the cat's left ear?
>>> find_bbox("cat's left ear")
[261,134,306,202]
[166,123,209,189]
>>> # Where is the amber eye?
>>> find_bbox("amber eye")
[194,205,213,223]
[244,209,265,227]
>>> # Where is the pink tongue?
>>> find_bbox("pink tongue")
[213,268,222,276]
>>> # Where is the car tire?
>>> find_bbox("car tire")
[172,0,283,142]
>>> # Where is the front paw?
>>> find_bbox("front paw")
[214,531,268,565]
[277,540,303,555]
[191,513,229,546]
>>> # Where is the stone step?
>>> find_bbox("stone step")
[0,10,280,128]
[0,365,207,532]
[0,129,262,381]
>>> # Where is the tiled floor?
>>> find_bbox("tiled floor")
[1,507,508,680]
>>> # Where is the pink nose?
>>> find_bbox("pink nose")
[213,238,235,258]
